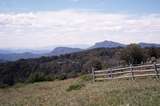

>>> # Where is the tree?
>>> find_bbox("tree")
[91,58,102,70]
[121,44,146,65]
[148,47,159,58]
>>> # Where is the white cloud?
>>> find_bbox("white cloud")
[0,10,160,48]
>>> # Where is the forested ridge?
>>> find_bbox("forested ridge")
[0,44,160,87]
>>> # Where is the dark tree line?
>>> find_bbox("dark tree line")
[121,44,160,65]
[0,45,160,87]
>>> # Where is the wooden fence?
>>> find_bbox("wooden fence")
[92,63,160,82]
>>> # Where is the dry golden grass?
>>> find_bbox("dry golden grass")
[0,77,160,106]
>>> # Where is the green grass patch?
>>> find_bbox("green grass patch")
[79,74,92,82]
[66,83,85,92]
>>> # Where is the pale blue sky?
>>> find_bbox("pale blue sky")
[0,0,160,13]
[0,0,160,49]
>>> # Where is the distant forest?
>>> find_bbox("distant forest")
[0,44,160,87]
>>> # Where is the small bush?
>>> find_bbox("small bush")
[66,83,85,92]
[56,74,67,80]
[27,72,46,83]
[80,75,92,82]
[27,72,56,83]
[45,74,56,81]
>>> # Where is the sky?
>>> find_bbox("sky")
[0,0,160,49]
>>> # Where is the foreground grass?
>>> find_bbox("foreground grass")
[0,77,160,106]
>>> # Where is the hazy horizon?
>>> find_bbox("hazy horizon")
[0,40,160,51]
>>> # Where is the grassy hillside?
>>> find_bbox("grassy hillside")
[0,77,160,106]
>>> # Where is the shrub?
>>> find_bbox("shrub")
[26,72,46,83]
[56,73,67,80]
[91,59,102,70]
[120,44,146,65]
[66,83,85,92]
[45,74,56,81]
[80,75,92,82]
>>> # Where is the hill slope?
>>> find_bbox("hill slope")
[0,78,160,106]
[50,47,82,56]
[0,48,123,86]
[0,47,160,87]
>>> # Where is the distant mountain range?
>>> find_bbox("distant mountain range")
[0,52,42,61]
[0,59,6,63]
[49,47,83,56]
[0,40,160,61]
[0,47,83,61]
[139,43,160,48]
[0,49,50,54]
[0,50,13,54]
[91,40,160,49]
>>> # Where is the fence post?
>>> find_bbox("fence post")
[154,63,159,79]
[92,67,95,82]
[110,68,113,78]
[108,68,113,79]
[130,64,134,80]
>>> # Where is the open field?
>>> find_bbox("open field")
[0,77,160,106]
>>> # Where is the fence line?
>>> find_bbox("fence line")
[92,63,160,82]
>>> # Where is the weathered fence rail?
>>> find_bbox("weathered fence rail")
[92,63,160,82]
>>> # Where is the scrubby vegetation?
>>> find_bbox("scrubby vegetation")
[0,78,160,106]
[0,45,160,87]
[66,83,85,92]
[26,72,55,83]
[79,75,92,82]
[120,44,147,64]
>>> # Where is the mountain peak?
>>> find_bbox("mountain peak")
[90,40,126,49]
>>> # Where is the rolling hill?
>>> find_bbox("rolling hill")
[49,47,83,56]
